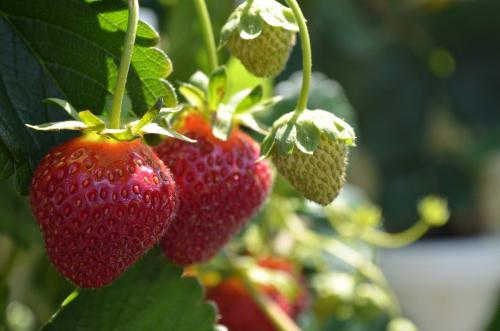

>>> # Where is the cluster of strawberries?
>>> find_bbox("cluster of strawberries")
[30,111,273,288]
[28,1,356,329]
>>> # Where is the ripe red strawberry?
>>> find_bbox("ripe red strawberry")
[206,257,308,331]
[155,114,273,265]
[30,135,177,288]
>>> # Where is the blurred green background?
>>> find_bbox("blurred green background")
[1,0,500,330]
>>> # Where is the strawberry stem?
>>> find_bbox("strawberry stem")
[242,0,255,15]
[224,252,301,331]
[110,0,139,129]
[285,0,312,115]
[194,0,219,73]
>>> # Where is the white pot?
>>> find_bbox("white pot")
[379,235,500,331]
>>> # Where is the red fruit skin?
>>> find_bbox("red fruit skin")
[207,278,281,331]
[206,258,308,331]
[30,136,177,288]
[155,114,273,265]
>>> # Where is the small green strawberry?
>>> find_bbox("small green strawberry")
[261,109,356,206]
[220,0,298,78]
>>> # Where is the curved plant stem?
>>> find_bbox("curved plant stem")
[194,0,219,73]
[110,0,139,129]
[362,221,431,248]
[285,0,312,115]
[282,212,402,317]
[225,252,301,331]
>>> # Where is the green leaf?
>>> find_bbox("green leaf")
[213,105,235,141]
[0,0,176,194]
[78,111,105,130]
[235,85,264,114]
[44,98,80,121]
[0,142,14,180]
[178,83,206,110]
[42,253,217,331]
[0,179,41,247]
[295,120,321,154]
[239,12,263,40]
[208,67,228,110]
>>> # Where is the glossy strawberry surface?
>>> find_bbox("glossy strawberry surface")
[206,257,308,331]
[155,114,273,265]
[30,135,177,288]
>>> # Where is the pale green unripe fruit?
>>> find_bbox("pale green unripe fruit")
[272,134,348,206]
[227,23,296,78]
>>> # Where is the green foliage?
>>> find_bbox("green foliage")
[162,0,232,80]
[0,282,7,329]
[42,252,217,331]
[0,0,175,194]
[0,179,40,248]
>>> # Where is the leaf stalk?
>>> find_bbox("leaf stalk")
[194,0,219,73]
[110,0,139,129]
[285,0,312,115]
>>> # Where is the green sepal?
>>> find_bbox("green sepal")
[245,95,283,114]
[208,67,228,111]
[43,98,80,120]
[160,105,183,115]
[295,120,320,155]
[239,11,263,40]
[265,109,357,158]
[179,83,206,110]
[235,85,264,114]
[212,105,235,141]
[140,123,196,143]
[220,0,299,46]
[189,71,210,92]
[100,128,135,141]
[259,1,298,32]
[238,114,269,136]
[26,121,87,131]
[130,108,159,135]
[275,121,297,155]
[219,9,240,47]
[78,111,105,130]
[259,133,275,161]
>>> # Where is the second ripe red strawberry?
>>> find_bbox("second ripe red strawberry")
[206,257,309,331]
[155,114,273,265]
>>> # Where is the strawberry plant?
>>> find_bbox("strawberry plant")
[0,1,450,330]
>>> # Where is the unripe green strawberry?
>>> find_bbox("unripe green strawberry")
[261,110,356,206]
[220,0,298,78]
[273,134,348,205]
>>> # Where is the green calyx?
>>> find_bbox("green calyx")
[178,68,281,141]
[26,98,194,143]
[220,0,298,44]
[261,109,356,159]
